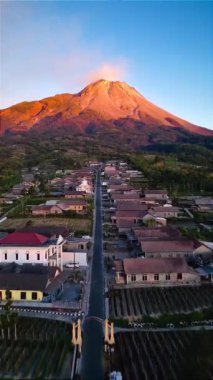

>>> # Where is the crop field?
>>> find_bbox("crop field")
[0,217,92,234]
[113,330,213,380]
[109,285,213,318]
[0,317,73,379]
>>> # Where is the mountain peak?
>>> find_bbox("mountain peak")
[1,80,212,137]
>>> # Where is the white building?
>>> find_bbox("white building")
[76,178,93,194]
[0,232,64,269]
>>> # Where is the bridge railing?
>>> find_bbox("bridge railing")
[0,300,82,310]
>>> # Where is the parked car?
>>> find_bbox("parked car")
[65,262,80,268]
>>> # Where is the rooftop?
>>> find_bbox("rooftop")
[144,190,168,194]
[141,239,195,253]
[123,257,195,275]
[0,232,49,246]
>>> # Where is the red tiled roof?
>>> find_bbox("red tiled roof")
[133,227,180,239]
[141,240,194,253]
[117,220,136,228]
[112,193,140,200]
[144,190,168,195]
[116,202,148,211]
[123,257,195,275]
[116,210,147,218]
[0,232,49,246]
[150,206,179,213]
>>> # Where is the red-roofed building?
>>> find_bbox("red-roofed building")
[140,240,195,258]
[0,232,64,268]
[114,257,200,286]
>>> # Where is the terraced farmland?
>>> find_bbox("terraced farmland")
[114,330,213,380]
[0,317,73,379]
[109,285,213,318]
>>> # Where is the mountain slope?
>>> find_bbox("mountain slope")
[1,79,212,137]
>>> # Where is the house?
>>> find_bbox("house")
[32,204,63,216]
[148,206,179,218]
[125,170,143,178]
[116,202,148,211]
[64,237,90,252]
[194,197,213,212]
[111,193,141,204]
[140,240,195,258]
[144,190,168,200]
[111,210,148,226]
[76,178,93,194]
[108,183,131,193]
[0,263,69,302]
[64,191,86,199]
[116,220,138,234]
[32,199,88,215]
[105,165,120,177]
[0,231,64,268]
[141,213,167,227]
[196,266,213,283]
[114,257,200,286]
[132,226,181,241]
[57,200,88,213]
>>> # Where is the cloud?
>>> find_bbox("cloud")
[86,61,128,82]
[53,50,129,92]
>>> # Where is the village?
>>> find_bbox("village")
[0,158,212,379]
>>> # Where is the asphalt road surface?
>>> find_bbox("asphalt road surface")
[81,170,105,380]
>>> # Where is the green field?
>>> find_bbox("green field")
[0,217,92,234]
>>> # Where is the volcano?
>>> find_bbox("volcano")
[1,80,212,140]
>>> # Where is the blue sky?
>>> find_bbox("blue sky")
[1,1,213,129]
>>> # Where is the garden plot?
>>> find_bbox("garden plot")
[113,330,213,380]
[109,285,213,318]
[0,317,73,379]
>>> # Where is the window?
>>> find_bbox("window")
[21,292,26,300]
[177,273,182,280]
[6,291,12,299]
[37,254,40,261]
[5,253,7,260]
[80,244,84,250]
[32,292,37,300]
[142,274,147,281]
[131,274,136,282]
[16,253,18,260]
[166,274,170,281]
[154,274,159,281]
[45,252,47,259]
[26,253,29,260]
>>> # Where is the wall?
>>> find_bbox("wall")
[145,251,193,259]
[126,272,200,285]
[62,251,87,266]
[0,243,63,267]
[0,289,43,301]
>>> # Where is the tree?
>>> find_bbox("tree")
[4,289,13,340]
[0,314,5,339]
[10,312,18,340]
[147,218,157,228]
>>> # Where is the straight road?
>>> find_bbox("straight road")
[81,170,105,380]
